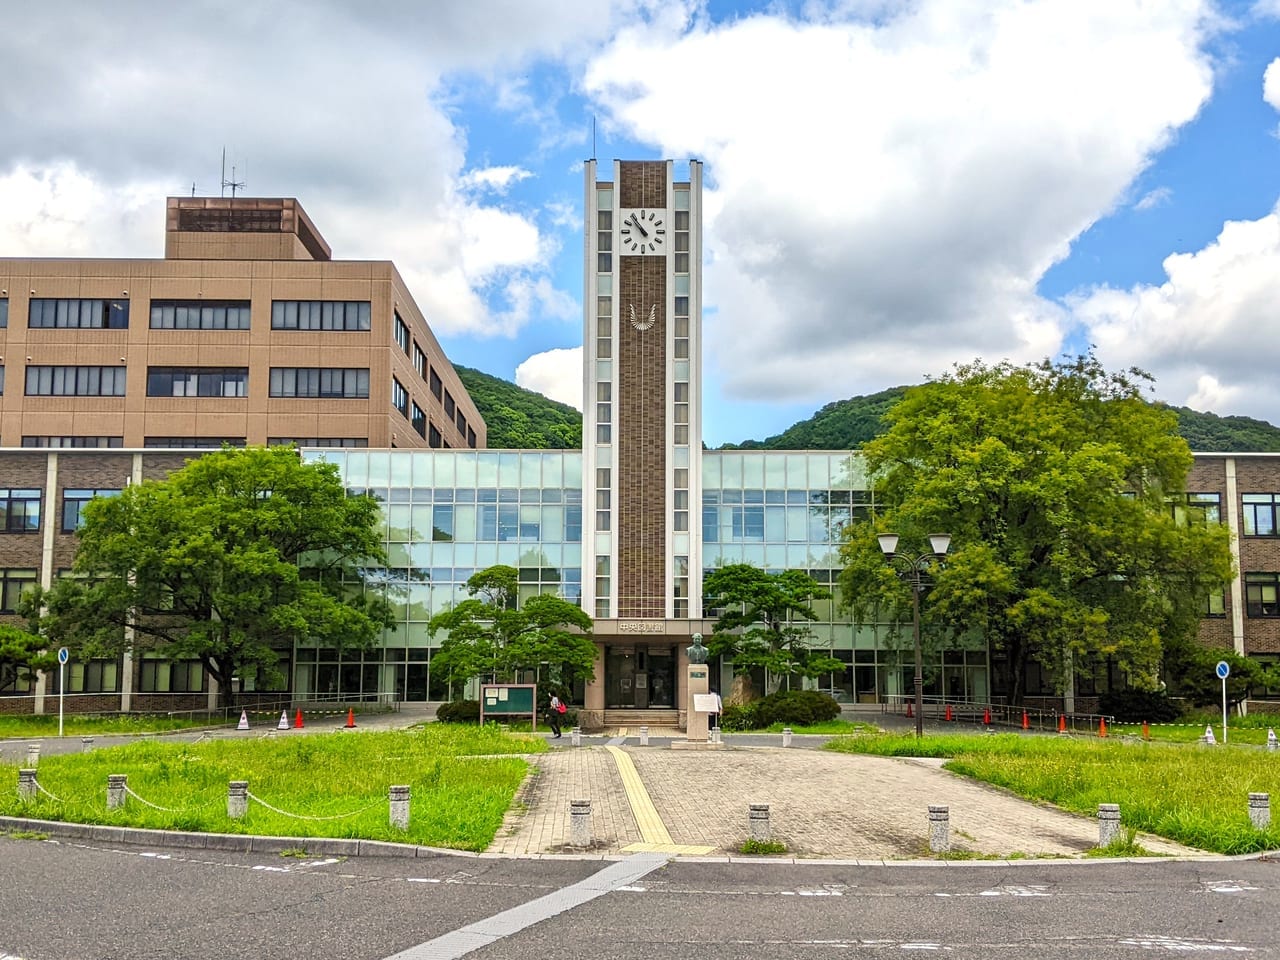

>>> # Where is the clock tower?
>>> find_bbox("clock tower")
[583,160,703,631]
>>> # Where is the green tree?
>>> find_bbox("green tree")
[838,354,1235,705]
[36,446,392,707]
[702,564,842,695]
[0,621,54,691]
[428,564,595,692]
[1163,643,1279,710]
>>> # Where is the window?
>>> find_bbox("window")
[139,659,206,693]
[62,488,122,532]
[1170,492,1221,526]
[1243,494,1280,536]
[1247,573,1280,617]
[0,365,5,395]
[392,377,409,419]
[150,300,250,330]
[411,402,426,438]
[394,312,410,354]
[269,368,369,398]
[26,366,126,396]
[455,410,467,435]
[23,436,123,448]
[0,569,36,613]
[270,300,370,331]
[467,427,476,448]
[429,424,442,448]
[143,437,246,448]
[1204,587,1226,617]
[444,390,455,419]
[147,367,247,397]
[29,298,129,329]
[57,658,120,694]
[268,437,369,448]
[0,489,40,532]
[0,298,7,328]
[429,368,443,400]
[413,343,427,381]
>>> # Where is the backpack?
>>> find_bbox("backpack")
[553,697,567,714]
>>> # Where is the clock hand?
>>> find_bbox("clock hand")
[629,213,649,238]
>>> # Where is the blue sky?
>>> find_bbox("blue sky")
[3,1,1280,446]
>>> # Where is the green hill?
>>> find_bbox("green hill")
[455,365,582,450]
[719,388,1280,453]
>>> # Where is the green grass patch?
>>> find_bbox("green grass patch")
[3,829,48,841]
[751,720,879,735]
[1110,722,1276,745]
[1085,827,1158,859]
[739,838,788,855]
[827,731,1280,855]
[0,714,215,739]
[0,725,543,852]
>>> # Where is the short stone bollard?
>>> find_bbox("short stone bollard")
[17,769,37,801]
[711,725,722,744]
[571,726,582,747]
[227,780,248,819]
[639,725,649,746]
[25,743,39,767]
[389,784,411,831]
[107,774,128,810]
[569,798,592,847]
[749,802,771,841]
[1098,803,1122,847]
[81,737,94,751]
[782,727,792,748]
[928,805,950,853]
[1249,793,1271,831]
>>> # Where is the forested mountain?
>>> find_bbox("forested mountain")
[718,388,1280,453]
[457,365,1280,454]
[454,365,582,450]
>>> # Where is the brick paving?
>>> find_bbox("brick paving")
[487,741,1199,860]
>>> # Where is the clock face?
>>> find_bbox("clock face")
[619,208,666,256]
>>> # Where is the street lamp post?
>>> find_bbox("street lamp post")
[877,532,951,738]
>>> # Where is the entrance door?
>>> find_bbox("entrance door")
[648,646,676,707]
[606,646,637,708]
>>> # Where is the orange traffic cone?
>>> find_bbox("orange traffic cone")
[1057,715,1067,734]
[983,707,991,725]
[294,709,304,729]
[1098,717,1108,738]
[1141,721,1150,741]
[945,704,953,721]
[905,702,913,718]
[345,707,356,729]
[1021,711,1029,730]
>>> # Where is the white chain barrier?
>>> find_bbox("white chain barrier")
[245,790,381,821]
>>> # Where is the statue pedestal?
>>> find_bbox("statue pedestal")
[672,663,723,749]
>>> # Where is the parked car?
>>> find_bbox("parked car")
[815,687,852,702]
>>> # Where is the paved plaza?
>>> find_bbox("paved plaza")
[487,737,1197,860]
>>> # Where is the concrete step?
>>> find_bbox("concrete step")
[603,709,680,726]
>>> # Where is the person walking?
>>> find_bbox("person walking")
[547,694,565,738]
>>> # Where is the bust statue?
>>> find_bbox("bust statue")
[686,633,708,664]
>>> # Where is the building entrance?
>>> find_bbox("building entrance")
[605,644,677,708]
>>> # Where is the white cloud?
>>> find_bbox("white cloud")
[459,166,535,194]
[1071,204,1280,419]
[1135,186,1173,211]
[0,1,637,340]
[515,347,584,408]
[1265,56,1280,111]
[584,0,1218,403]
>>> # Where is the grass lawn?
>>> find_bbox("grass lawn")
[827,731,1280,855]
[0,725,543,852]
[1110,713,1280,745]
[0,714,217,739]
[751,719,880,735]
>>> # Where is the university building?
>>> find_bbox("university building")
[0,166,1276,719]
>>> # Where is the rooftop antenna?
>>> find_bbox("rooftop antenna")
[592,116,597,160]
[220,147,245,198]
[191,181,196,197]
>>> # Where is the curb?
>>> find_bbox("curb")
[3,815,1275,866]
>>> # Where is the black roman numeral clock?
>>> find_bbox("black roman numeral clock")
[619,209,666,255]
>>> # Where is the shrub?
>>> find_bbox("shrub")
[1097,689,1182,723]
[719,690,841,730]
[719,703,760,731]
[435,699,481,724]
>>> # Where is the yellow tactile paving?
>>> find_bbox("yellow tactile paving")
[605,745,673,845]
[621,841,717,855]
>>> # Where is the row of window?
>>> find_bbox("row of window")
[17,436,368,449]
[6,298,375,332]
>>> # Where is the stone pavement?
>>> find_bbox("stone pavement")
[487,738,1200,860]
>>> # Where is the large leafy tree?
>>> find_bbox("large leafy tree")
[428,565,596,691]
[702,564,842,695]
[838,355,1234,705]
[0,621,54,691]
[36,446,392,706]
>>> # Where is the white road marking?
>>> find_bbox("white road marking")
[1205,881,1259,894]
[617,885,646,892]
[1118,935,1251,952]
[407,878,442,883]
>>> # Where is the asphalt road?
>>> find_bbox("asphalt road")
[1,835,1276,960]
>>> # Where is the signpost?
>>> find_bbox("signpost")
[1216,660,1230,744]
[57,647,69,738]
[479,683,537,731]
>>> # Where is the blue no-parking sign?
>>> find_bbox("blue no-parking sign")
[57,646,69,665]
[1216,660,1230,680]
